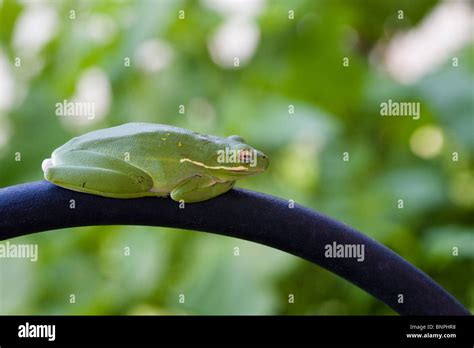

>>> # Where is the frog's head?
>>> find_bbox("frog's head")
[179,134,269,181]
[201,134,270,181]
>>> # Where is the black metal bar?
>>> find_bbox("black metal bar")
[0,181,469,315]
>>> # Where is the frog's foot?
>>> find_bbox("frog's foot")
[170,176,235,203]
[41,158,53,172]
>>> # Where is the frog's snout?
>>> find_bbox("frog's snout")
[42,158,53,173]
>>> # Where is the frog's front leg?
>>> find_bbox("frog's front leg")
[170,175,235,203]
[43,150,154,198]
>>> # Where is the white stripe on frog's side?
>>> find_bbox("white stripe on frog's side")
[149,186,169,193]
[148,176,224,193]
[179,158,248,171]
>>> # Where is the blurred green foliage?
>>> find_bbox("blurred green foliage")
[0,0,472,315]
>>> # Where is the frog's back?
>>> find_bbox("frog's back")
[53,123,208,191]
[56,123,189,157]
[63,123,189,148]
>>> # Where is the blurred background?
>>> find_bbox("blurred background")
[0,0,473,315]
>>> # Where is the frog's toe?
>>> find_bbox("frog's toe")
[42,158,53,172]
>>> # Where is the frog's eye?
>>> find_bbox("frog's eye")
[239,149,252,163]
[228,135,246,143]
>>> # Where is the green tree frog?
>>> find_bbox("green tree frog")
[42,123,269,202]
